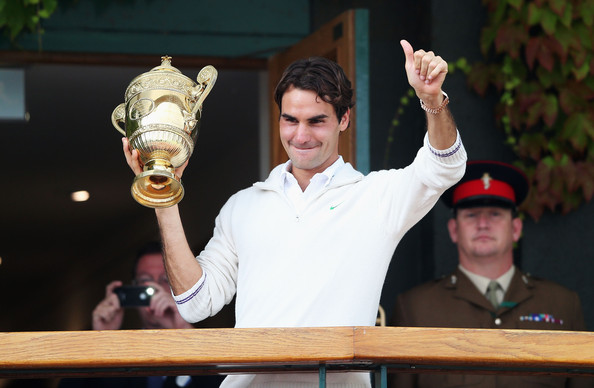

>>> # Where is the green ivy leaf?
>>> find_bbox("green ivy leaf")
[507,0,523,11]
[578,0,594,27]
[0,0,57,43]
[573,60,590,81]
[562,112,590,151]
[542,93,559,127]
[548,0,566,17]
[492,0,509,25]
[573,23,593,51]
[559,2,572,28]
[540,8,558,34]
[527,2,542,25]
[554,25,575,53]
[40,0,57,18]
[480,25,498,55]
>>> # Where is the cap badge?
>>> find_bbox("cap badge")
[481,173,492,190]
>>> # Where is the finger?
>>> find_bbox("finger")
[93,306,112,323]
[122,138,132,161]
[122,138,144,175]
[150,294,168,316]
[132,149,143,173]
[175,160,189,178]
[417,51,436,81]
[108,292,122,309]
[106,280,123,296]
[400,39,414,69]
[427,57,448,82]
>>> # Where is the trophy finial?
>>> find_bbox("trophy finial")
[161,55,172,64]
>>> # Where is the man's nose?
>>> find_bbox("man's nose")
[477,213,491,227]
[293,123,311,142]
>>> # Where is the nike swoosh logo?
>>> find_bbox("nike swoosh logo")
[330,202,343,210]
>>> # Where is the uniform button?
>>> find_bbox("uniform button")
[494,318,502,326]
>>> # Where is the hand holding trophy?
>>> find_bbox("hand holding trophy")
[112,56,217,208]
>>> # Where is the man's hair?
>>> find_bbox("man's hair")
[273,57,354,121]
[132,241,163,278]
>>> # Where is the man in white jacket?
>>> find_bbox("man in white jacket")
[122,39,467,388]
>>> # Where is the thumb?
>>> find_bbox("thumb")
[400,39,414,66]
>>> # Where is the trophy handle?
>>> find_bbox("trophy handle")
[111,103,127,136]
[191,65,218,116]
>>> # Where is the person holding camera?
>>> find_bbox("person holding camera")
[92,241,193,330]
[60,242,224,388]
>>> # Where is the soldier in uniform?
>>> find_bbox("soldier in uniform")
[391,160,591,388]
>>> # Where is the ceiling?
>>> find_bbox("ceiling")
[0,61,262,331]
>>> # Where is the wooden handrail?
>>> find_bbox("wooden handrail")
[355,327,594,376]
[1,327,594,379]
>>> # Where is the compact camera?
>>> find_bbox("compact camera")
[113,285,155,307]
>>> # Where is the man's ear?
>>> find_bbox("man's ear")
[339,108,351,131]
[447,218,458,243]
[512,217,523,242]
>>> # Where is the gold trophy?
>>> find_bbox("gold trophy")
[111,56,217,208]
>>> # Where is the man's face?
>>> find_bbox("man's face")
[134,252,168,289]
[134,252,168,327]
[279,86,349,175]
[448,206,523,262]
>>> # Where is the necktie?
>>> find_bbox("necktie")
[486,280,500,309]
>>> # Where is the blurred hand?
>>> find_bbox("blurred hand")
[139,282,193,329]
[92,280,124,330]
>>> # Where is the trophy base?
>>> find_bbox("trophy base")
[131,169,184,208]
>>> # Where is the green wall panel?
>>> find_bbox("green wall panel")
[1,0,310,57]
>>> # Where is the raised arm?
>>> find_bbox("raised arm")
[400,39,457,150]
[122,138,202,296]
[155,205,203,295]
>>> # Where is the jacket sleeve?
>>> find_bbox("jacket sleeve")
[173,195,240,323]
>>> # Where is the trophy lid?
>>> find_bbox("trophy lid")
[124,55,195,101]
[150,55,182,73]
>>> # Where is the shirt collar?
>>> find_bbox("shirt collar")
[281,156,345,189]
[459,264,515,295]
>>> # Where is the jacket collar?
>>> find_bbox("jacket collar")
[254,160,363,192]
[446,267,534,314]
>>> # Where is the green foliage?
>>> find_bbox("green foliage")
[466,0,594,220]
[0,0,58,48]
[383,88,416,169]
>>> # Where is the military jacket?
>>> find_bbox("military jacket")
[391,268,592,388]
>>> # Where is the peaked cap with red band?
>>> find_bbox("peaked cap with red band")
[441,161,529,209]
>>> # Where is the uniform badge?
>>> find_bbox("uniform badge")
[481,173,492,190]
[519,313,563,325]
